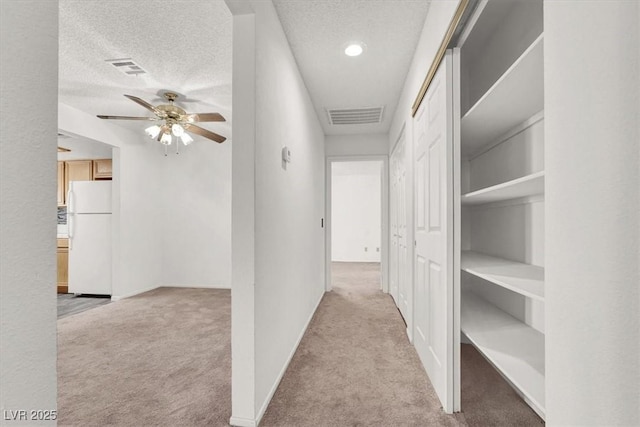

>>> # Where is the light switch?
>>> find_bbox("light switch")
[282,146,291,163]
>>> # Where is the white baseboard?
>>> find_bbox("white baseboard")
[160,284,231,289]
[110,285,158,301]
[254,290,325,425]
[229,416,256,427]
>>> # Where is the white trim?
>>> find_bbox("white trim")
[254,291,325,425]
[160,284,231,289]
[110,284,158,301]
[325,155,390,293]
[390,122,406,155]
[229,416,256,427]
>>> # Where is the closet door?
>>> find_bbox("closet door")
[396,137,410,321]
[413,51,455,413]
[389,152,400,303]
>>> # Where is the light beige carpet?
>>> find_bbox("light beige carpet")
[57,287,231,426]
[261,262,466,426]
[58,267,543,426]
[262,262,543,426]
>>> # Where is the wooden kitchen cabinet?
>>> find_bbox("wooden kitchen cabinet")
[64,160,93,203]
[57,161,65,206]
[93,159,113,179]
[57,238,69,293]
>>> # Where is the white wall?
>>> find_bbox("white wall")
[325,133,388,156]
[253,0,325,420]
[0,0,58,422]
[160,139,232,288]
[544,1,640,425]
[387,1,459,342]
[57,135,113,161]
[332,162,382,262]
[227,1,325,425]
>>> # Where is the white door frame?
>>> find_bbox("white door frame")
[325,155,389,293]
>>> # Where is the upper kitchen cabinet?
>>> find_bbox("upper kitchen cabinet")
[63,160,92,205]
[57,161,65,206]
[58,159,113,205]
[92,159,112,180]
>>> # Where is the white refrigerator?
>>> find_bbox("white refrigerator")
[68,181,112,295]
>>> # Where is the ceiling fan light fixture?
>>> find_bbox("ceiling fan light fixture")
[98,93,227,153]
[171,123,185,137]
[145,125,161,139]
[160,132,172,145]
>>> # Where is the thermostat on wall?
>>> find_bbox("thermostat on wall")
[282,146,291,163]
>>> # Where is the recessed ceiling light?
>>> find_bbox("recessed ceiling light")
[344,43,364,57]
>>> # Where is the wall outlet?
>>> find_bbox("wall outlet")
[364,247,368,252]
[376,247,380,252]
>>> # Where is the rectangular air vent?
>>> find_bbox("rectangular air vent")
[326,106,384,125]
[105,58,147,76]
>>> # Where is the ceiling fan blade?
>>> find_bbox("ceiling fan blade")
[187,124,227,143]
[124,94,162,116]
[97,115,157,120]
[186,112,226,122]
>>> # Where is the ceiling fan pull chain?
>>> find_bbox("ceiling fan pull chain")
[164,144,168,157]
[176,140,180,155]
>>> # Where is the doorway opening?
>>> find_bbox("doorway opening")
[326,158,388,294]
[56,134,116,318]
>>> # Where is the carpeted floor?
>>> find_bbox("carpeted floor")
[261,262,466,426]
[57,265,543,426]
[57,287,231,426]
[461,343,544,426]
[262,262,543,426]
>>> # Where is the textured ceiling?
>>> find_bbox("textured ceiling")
[60,0,431,141]
[273,0,430,135]
[58,0,232,141]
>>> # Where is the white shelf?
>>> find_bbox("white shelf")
[461,251,544,301]
[462,293,545,418]
[462,171,544,205]
[461,34,544,156]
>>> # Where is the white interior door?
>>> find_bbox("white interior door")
[389,155,400,303]
[413,51,455,413]
[396,137,410,321]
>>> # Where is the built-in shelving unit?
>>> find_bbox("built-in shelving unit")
[461,171,544,205]
[462,293,545,418]
[461,34,544,156]
[461,251,544,301]
[458,0,545,420]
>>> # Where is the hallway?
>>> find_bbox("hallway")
[261,262,465,426]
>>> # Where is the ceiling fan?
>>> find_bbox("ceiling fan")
[97,92,227,152]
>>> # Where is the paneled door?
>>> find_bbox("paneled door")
[390,132,410,326]
[413,51,455,413]
[395,136,410,322]
[389,152,400,304]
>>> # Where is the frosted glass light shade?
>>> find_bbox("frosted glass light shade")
[171,124,185,137]
[180,133,194,146]
[160,132,172,145]
[145,125,161,139]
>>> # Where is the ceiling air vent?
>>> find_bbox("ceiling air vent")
[105,58,147,76]
[326,106,384,125]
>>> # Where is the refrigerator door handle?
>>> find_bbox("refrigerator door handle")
[67,188,73,249]
[67,188,73,215]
